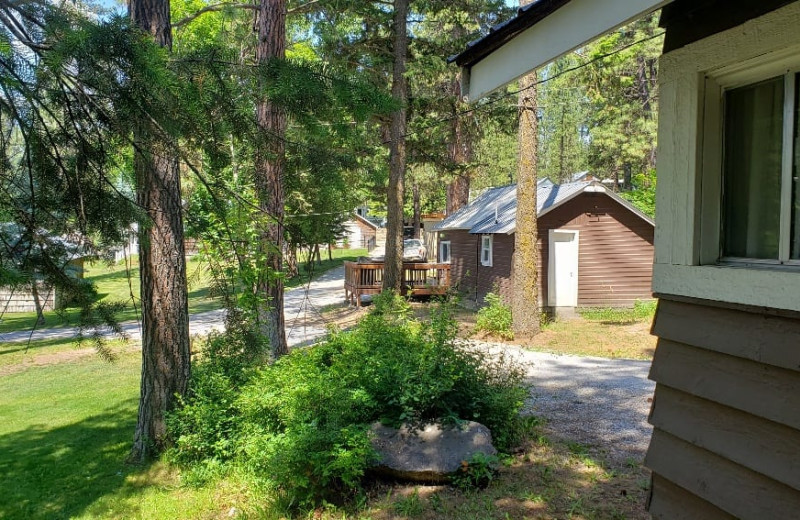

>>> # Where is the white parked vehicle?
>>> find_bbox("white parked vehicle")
[402,239,427,262]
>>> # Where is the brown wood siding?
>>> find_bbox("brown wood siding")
[441,230,479,302]
[475,232,515,306]
[538,192,654,307]
[646,297,800,519]
[440,192,654,308]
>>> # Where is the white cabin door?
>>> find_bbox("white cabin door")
[548,230,579,307]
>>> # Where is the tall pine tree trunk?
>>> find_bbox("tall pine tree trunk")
[129,0,191,462]
[446,73,471,214]
[383,0,408,292]
[513,66,540,338]
[255,0,288,357]
[412,183,421,239]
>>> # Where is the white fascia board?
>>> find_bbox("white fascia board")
[465,0,672,101]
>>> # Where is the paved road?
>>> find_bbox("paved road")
[0,265,349,348]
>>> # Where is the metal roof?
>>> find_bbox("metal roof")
[433,181,654,234]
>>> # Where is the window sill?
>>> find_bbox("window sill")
[653,263,800,313]
[717,259,800,271]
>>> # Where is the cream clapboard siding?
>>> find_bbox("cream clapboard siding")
[652,1,800,312]
[648,4,800,517]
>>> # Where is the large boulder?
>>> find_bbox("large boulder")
[369,421,497,483]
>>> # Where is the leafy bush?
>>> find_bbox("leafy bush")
[450,452,500,491]
[168,291,530,508]
[165,317,268,474]
[475,291,514,340]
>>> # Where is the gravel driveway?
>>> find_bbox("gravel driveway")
[0,265,349,348]
[477,342,655,466]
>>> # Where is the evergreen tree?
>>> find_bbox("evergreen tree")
[128,0,191,463]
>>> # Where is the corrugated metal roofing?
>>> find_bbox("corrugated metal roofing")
[434,181,652,234]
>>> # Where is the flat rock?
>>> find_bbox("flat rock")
[369,421,496,483]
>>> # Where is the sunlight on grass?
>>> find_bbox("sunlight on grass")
[0,350,247,519]
[0,337,130,371]
[578,299,657,323]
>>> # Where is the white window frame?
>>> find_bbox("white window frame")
[480,235,493,267]
[439,240,451,263]
[700,56,800,267]
[651,6,800,313]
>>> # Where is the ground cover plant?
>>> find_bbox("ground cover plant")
[167,292,530,510]
[441,299,657,360]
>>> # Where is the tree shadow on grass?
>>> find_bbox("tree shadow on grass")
[0,399,151,520]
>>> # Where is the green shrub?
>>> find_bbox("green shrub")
[165,320,267,473]
[168,291,530,508]
[475,291,514,340]
[450,452,500,491]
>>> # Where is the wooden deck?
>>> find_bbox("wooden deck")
[344,261,451,306]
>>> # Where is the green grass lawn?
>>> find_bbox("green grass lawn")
[0,347,650,519]
[0,350,249,519]
[0,249,366,335]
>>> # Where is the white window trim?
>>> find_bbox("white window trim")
[439,240,451,264]
[480,235,493,267]
[700,56,800,266]
[651,3,800,313]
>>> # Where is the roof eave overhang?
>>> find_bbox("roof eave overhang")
[455,0,673,101]
[435,226,471,232]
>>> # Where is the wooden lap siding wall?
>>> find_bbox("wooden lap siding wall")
[647,299,800,518]
[446,191,654,308]
[645,1,800,517]
[541,192,654,307]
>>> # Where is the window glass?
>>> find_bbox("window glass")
[439,241,451,263]
[722,76,784,259]
[481,236,492,266]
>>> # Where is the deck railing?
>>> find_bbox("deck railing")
[344,261,451,307]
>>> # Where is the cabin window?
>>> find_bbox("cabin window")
[721,72,800,263]
[480,235,493,267]
[439,241,451,263]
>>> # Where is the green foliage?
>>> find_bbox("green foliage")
[168,292,529,508]
[620,169,657,218]
[535,15,662,189]
[450,452,500,491]
[475,292,514,340]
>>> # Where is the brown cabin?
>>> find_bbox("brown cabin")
[452,0,800,517]
[434,181,654,310]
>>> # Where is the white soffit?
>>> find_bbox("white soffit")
[466,0,672,101]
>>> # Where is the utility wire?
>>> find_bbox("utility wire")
[383,30,665,146]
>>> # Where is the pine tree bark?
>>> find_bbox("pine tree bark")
[383,0,408,292]
[412,183,421,239]
[513,67,540,339]
[446,73,471,214]
[129,0,191,462]
[255,0,288,357]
